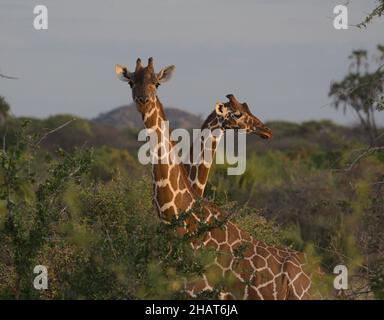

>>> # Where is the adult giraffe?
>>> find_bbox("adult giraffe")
[115,57,312,299]
[185,94,272,197]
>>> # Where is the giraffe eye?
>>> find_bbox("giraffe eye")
[233,112,242,119]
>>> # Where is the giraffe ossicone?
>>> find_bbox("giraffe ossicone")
[115,57,312,300]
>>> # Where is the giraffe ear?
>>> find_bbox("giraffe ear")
[215,103,228,116]
[156,65,175,83]
[115,64,133,82]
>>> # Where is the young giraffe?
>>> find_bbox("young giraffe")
[185,94,272,197]
[115,57,312,300]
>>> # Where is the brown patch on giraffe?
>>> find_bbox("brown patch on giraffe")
[184,163,191,173]
[239,229,252,242]
[175,226,187,236]
[267,255,283,274]
[211,139,218,152]
[290,276,304,298]
[177,172,183,189]
[267,246,280,258]
[216,251,232,269]
[230,222,241,236]
[157,117,164,129]
[169,166,178,191]
[186,215,198,233]
[174,192,184,210]
[257,282,275,300]
[157,144,168,161]
[232,259,253,281]
[200,206,214,222]
[197,164,207,185]
[178,172,191,191]
[290,252,305,266]
[205,238,219,250]
[145,111,158,128]
[247,287,261,300]
[153,163,169,180]
[251,255,267,269]
[227,223,241,245]
[162,206,176,221]
[230,240,243,256]
[256,241,268,249]
[255,246,269,258]
[156,184,174,208]
[285,259,304,280]
[210,228,226,244]
[254,268,274,287]
[274,273,289,299]
[219,242,231,253]
[189,165,197,181]
[183,192,193,208]
[243,245,255,258]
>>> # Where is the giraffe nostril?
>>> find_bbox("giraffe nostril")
[145,97,149,104]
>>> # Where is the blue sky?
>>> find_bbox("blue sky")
[1,0,383,125]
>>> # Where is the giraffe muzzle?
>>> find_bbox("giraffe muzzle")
[256,126,273,139]
[135,97,150,104]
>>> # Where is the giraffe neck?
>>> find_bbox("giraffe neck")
[186,110,223,197]
[138,101,312,299]
[139,98,197,222]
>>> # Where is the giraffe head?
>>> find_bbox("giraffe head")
[213,94,272,139]
[115,57,175,111]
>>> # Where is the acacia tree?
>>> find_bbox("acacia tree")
[0,67,17,124]
[0,96,10,125]
[0,121,92,298]
[329,46,384,146]
[358,0,384,28]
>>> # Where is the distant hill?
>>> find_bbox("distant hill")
[93,104,202,130]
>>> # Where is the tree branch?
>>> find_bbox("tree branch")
[0,72,18,80]
[334,146,384,172]
[35,118,76,146]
